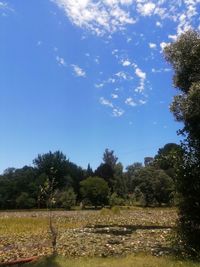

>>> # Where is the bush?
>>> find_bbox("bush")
[109,192,125,206]
[16,192,36,209]
[57,188,76,210]
[134,167,175,207]
[80,177,109,207]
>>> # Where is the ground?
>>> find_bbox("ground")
[0,207,177,263]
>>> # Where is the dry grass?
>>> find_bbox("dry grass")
[0,208,177,262]
[27,254,200,267]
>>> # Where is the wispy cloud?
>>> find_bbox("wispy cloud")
[100,97,124,117]
[112,108,124,117]
[125,97,137,107]
[121,59,131,66]
[139,99,147,105]
[56,56,66,66]
[160,42,170,52]
[0,1,14,14]
[134,67,146,93]
[71,64,86,77]
[137,2,156,16]
[111,93,119,99]
[152,67,171,73]
[53,0,200,39]
[149,43,157,49]
[54,0,136,36]
[99,97,113,108]
[135,68,146,80]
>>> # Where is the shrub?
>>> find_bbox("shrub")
[57,188,76,210]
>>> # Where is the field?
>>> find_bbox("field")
[27,254,200,267]
[0,207,178,263]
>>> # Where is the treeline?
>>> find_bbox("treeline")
[0,144,181,209]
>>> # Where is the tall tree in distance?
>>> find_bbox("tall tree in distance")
[164,30,200,257]
[103,148,118,168]
[95,148,118,192]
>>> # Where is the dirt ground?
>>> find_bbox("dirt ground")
[0,208,177,263]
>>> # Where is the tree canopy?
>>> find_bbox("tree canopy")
[164,30,200,257]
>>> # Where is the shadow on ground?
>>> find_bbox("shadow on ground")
[87,224,173,236]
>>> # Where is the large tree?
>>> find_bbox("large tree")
[95,148,118,192]
[134,167,174,207]
[154,143,181,180]
[164,30,200,256]
[80,176,109,207]
[33,151,84,193]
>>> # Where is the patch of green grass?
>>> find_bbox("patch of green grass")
[0,217,49,236]
[27,254,200,267]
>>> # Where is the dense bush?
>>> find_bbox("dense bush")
[80,176,109,207]
[57,188,76,210]
[134,167,174,207]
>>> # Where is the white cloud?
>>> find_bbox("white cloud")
[139,99,147,105]
[160,42,169,51]
[125,97,137,107]
[152,67,171,73]
[137,2,156,16]
[156,21,162,27]
[111,93,119,99]
[56,56,66,66]
[168,34,177,41]
[115,71,129,80]
[94,57,100,64]
[135,68,146,80]
[54,0,136,35]
[121,59,131,66]
[0,1,14,13]
[99,97,113,108]
[71,64,86,77]
[107,78,116,83]
[95,83,104,88]
[149,42,157,49]
[112,108,124,117]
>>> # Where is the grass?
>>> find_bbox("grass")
[0,208,177,262]
[27,254,200,267]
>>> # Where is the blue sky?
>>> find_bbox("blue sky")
[0,0,200,173]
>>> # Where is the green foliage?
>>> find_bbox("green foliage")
[57,188,76,210]
[80,176,109,207]
[109,192,124,206]
[103,148,118,168]
[16,192,36,209]
[164,30,200,257]
[125,162,143,194]
[164,30,200,93]
[154,143,182,180]
[134,167,174,207]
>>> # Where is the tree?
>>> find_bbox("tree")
[134,167,174,207]
[125,162,143,193]
[112,162,127,197]
[144,157,154,167]
[154,143,181,180]
[80,176,109,207]
[33,151,84,194]
[103,148,118,168]
[95,163,114,189]
[164,30,200,256]
[16,192,36,209]
[57,188,76,210]
[33,151,68,188]
[85,164,93,177]
[95,148,119,192]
